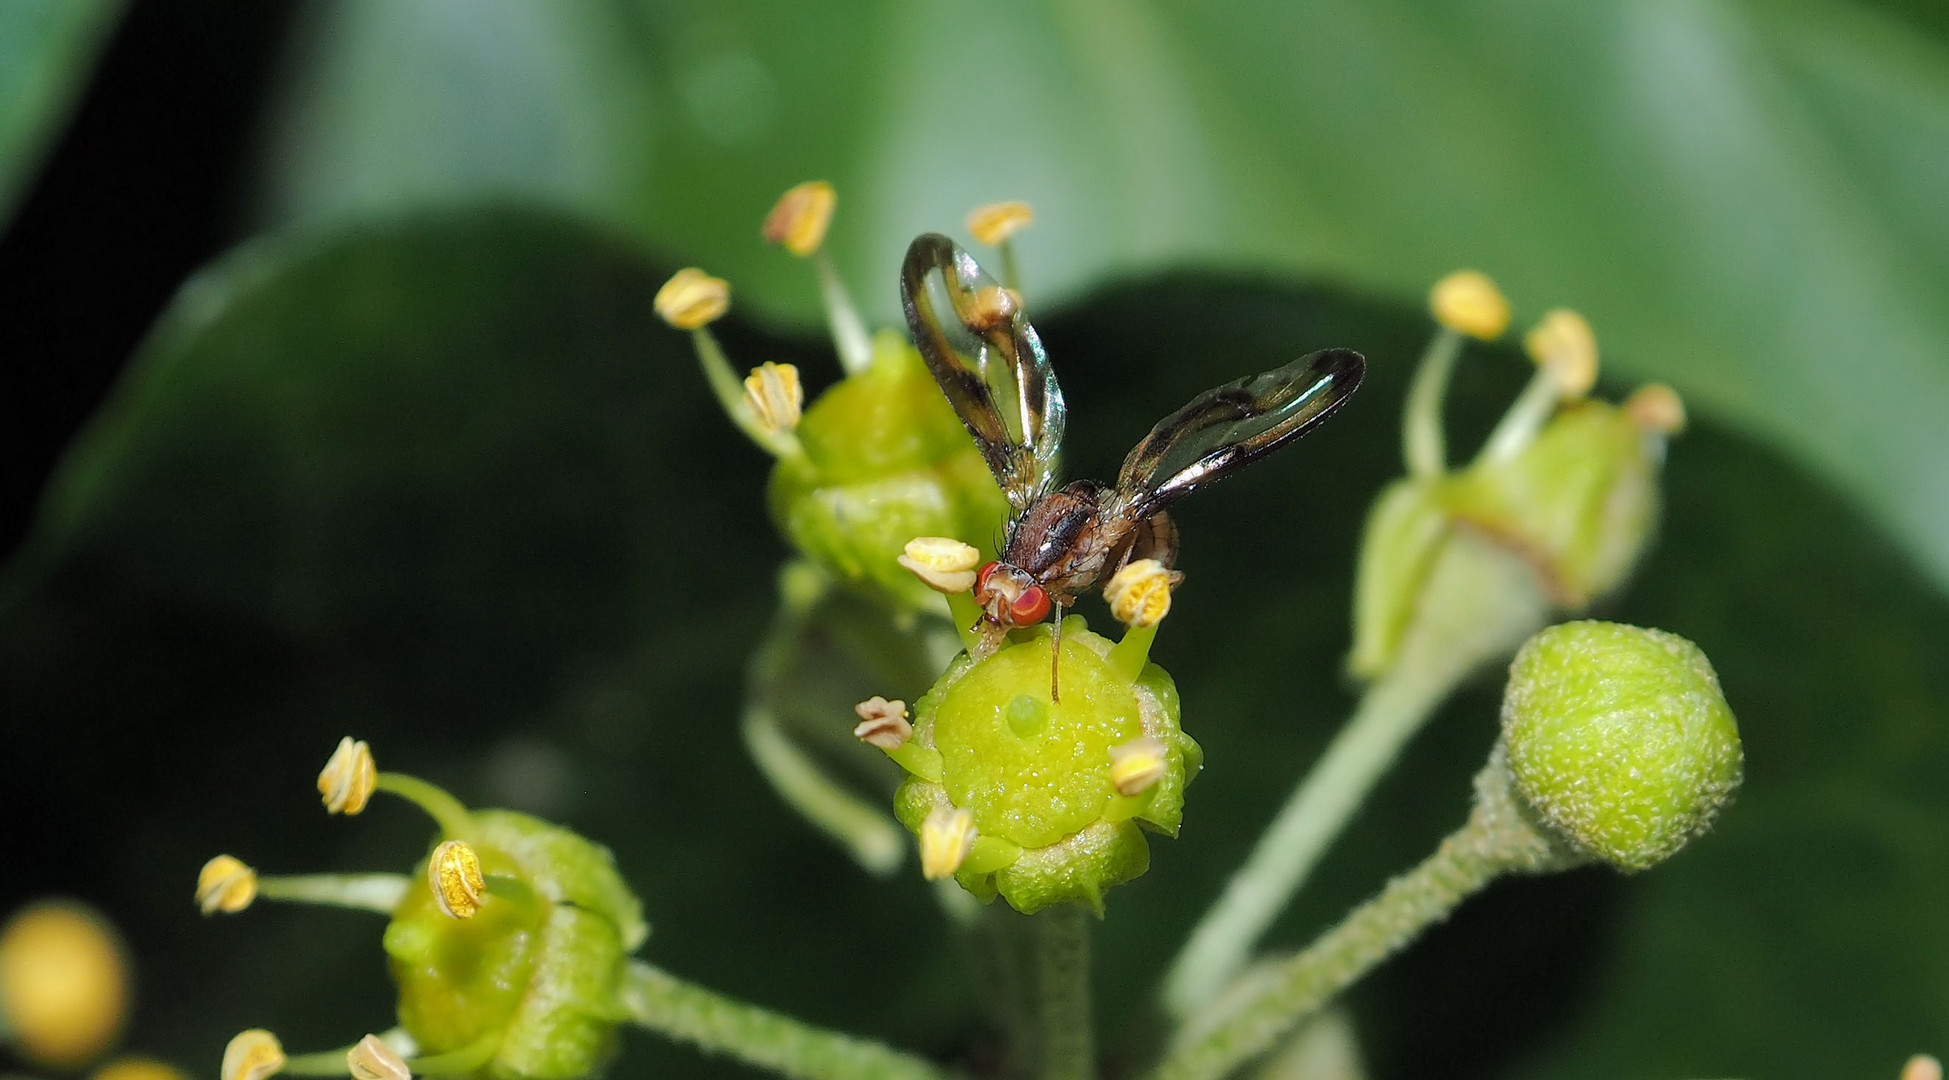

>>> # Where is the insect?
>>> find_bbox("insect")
[900,233,1365,698]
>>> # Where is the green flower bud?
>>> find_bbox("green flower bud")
[1442,400,1658,608]
[1500,621,1743,872]
[769,330,1011,611]
[1350,399,1668,679]
[891,617,1200,914]
[385,810,647,1080]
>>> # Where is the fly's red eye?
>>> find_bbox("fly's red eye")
[975,561,1002,595]
[1011,585,1051,624]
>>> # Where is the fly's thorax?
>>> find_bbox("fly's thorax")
[1003,482,1118,601]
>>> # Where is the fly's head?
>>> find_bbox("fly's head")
[974,561,1051,628]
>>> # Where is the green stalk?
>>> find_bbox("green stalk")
[1151,754,1581,1080]
[1162,535,1547,1017]
[1035,906,1095,1080]
[618,961,946,1080]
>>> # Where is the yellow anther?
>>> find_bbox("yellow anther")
[1428,269,1509,341]
[220,1030,285,1080]
[653,268,730,330]
[0,902,128,1067]
[964,285,1023,332]
[1902,1056,1943,1080]
[966,201,1034,246]
[741,362,803,435]
[428,840,486,920]
[92,1057,192,1080]
[1624,382,1687,435]
[347,1035,410,1080]
[1104,559,1177,628]
[317,736,376,816]
[853,697,913,750]
[196,855,258,915]
[762,181,837,257]
[1523,308,1599,399]
[1108,737,1170,797]
[898,536,981,594]
[918,806,977,881]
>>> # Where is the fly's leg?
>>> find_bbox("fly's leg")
[1049,603,1065,702]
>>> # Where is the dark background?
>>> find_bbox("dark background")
[3,7,1945,1080]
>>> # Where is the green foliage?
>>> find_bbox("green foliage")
[2,208,1945,1077]
[0,0,122,224]
[1501,621,1743,872]
[258,0,1949,590]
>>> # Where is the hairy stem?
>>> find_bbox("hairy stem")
[1151,756,1578,1080]
[1162,535,1548,1017]
[619,961,947,1080]
[1035,906,1095,1080]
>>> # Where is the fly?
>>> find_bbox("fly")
[899,233,1364,699]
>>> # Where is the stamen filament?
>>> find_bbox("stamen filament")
[373,773,472,838]
[256,874,409,915]
[1107,622,1158,682]
[689,327,802,458]
[1475,369,1560,465]
[997,240,1022,294]
[946,592,987,654]
[814,252,873,375]
[279,1049,353,1077]
[1402,327,1462,478]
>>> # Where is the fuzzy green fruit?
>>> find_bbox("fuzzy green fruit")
[1501,621,1742,872]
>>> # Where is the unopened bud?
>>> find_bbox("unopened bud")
[1104,559,1178,628]
[196,855,258,915]
[1524,309,1598,398]
[1108,737,1169,797]
[966,201,1034,246]
[220,1030,285,1080]
[762,181,837,257]
[1428,270,1509,341]
[653,268,730,330]
[898,536,981,594]
[919,806,977,881]
[1502,621,1742,872]
[1624,383,1686,435]
[427,840,486,920]
[318,736,376,816]
[347,1035,410,1080]
[742,362,803,435]
[853,697,912,750]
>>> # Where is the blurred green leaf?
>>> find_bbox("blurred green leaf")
[4,208,1945,1078]
[0,0,122,224]
[260,0,1949,593]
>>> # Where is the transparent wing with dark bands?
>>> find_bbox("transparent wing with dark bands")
[1111,348,1365,520]
[899,233,1065,513]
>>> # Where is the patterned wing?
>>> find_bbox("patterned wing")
[900,233,1065,513]
[1110,348,1365,521]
